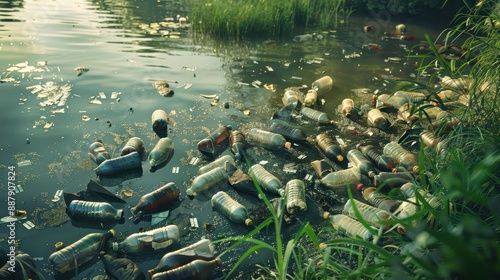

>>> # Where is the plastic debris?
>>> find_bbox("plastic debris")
[189,217,199,231]
[74,66,89,76]
[172,166,179,173]
[23,221,35,230]
[18,160,32,167]
[89,99,102,105]
[151,210,170,226]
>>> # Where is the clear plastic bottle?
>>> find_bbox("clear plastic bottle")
[121,136,144,156]
[340,98,355,118]
[152,109,169,138]
[148,239,216,276]
[361,186,400,213]
[197,154,235,175]
[48,230,115,274]
[393,91,427,104]
[356,144,395,172]
[186,167,228,196]
[88,140,111,165]
[394,197,418,234]
[400,182,441,209]
[346,149,377,178]
[315,133,344,162]
[211,191,252,226]
[304,89,318,107]
[300,107,336,125]
[284,179,307,214]
[245,128,291,150]
[248,164,282,194]
[150,258,222,280]
[376,94,407,110]
[367,108,388,129]
[419,130,446,153]
[311,75,333,94]
[230,130,247,160]
[131,182,180,223]
[373,172,413,189]
[282,89,301,107]
[149,137,175,172]
[383,141,419,173]
[269,121,313,143]
[397,103,414,124]
[323,212,374,241]
[112,225,180,254]
[94,151,142,176]
[67,200,124,223]
[316,167,361,189]
[343,199,391,228]
[101,253,146,280]
[310,159,334,178]
[429,111,460,132]
[197,125,232,160]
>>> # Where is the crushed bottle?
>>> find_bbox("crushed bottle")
[346,149,377,178]
[226,161,260,198]
[131,182,180,223]
[248,164,283,194]
[149,137,175,172]
[152,109,169,138]
[284,179,307,214]
[357,144,395,172]
[315,133,344,162]
[246,128,291,150]
[383,141,419,173]
[186,166,228,196]
[66,200,124,224]
[211,191,252,226]
[88,140,111,165]
[343,199,391,229]
[323,212,374,241]
[112,225,180,254]
[121,136,144,156]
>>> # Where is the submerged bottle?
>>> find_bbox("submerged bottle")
[48,230,115,274]
[361,186,400,213]
[246,128,291,150]
[315,133,344,162]
[149,137,175,172]
[316,167,361,190]
[197,125,232,160]
[121,137,144,156]
[367,108,388,129]
[311,75,333,94]
[304,89,318,107]
[197,154,235,175]
[67,200,124,223]
[131,182,180,223]
[343,199,391,228]
[323,212,374,241]
[383,141,419,173]
[373,172,413,189]
[230,130,247,160]
[148,239,216,276]
[150,258,222,280]
[88,140,111,165]
[186,166,228,196]
[95,151,142,176]
[248,164,282,194]
[269,121,313,143]
[346,149,377,178]
[211,191,252,226]
[112,225,180,254]
[340,98,355,118]
[152,109,169,138]
[300,107,336,125]
[357,144,395,172]
[284,179,307,214]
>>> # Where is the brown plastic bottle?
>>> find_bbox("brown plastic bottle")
[131,182,180,223]
[150,258,222,280]
[315,133,344,162]
[197,125,232,160]
[361,186,400,213]
[373,172,413,189]
[357,144,395,172]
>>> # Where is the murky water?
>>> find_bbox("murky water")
[0,0,453,279]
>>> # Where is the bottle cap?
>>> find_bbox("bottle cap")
[322,211,331,219]
[186,188,194,196]
[412,165,419,173]
[356,183,364,191]
[55,241,64,251]
[284,142,292,149]
[112,242,118,251]
[336,155,344,162]
[245,219,253,226]
[109,229,116,237]
[147,269,155,279]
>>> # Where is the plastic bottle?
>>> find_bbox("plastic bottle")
[367,108,388,129]
[197,125,232,160]
[292,34,313,42]
[429,111,460,132]
[148,239,216,276]
[226,161,260,198]
[211,191,252,226]
[284,179,307,214]
[248,164,283,194]
[131,182,180,223]
[311,75,333,94]
[315,133,344,162]
[269,121,313,143]
[397,103,414,124]
[361,187,400,213]
[121,137,144,156]
[48,230,115,274]
[356,144,395,172]
[101,253,146,280]
[88,140,111,165]
[152,109,169,138]
[343,199,391,228]
[310,159,334,178]
[383,141,419,173]
[346,149,377,178]
[340,98,355,118]
[323,212,374,241]
[112,225,180,254]
[246,128,291,150]
[67,200,124,223]
[393,91,427,104]
[197,154,235,175]
[304,89,318,107]
[376,94,407,110]
[419,130,446,153]
[271,103,299,121]
[400,182,441,209]
[394,197,418,234]
[300,107,336,125]
[94,151,142,176]
[282,89,301,107]
[186,166,228,196]
[230,130,247,160]
[150,258,222,280]
[373,172,413,189]
[315,167,361,189]
[149,137,175,172]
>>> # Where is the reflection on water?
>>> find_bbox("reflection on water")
[0,0,453,278]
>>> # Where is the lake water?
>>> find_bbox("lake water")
[0,0,454,279]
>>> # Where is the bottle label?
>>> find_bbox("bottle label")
[152,239,174,250]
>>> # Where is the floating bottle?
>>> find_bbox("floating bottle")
[282,89,301,107]
[88,140,111,165]
[300,107,336,125]
[361,186,400,213]
[315,133,344,162]
[229,130,247,160]
[269,121,313,143]
[149,137,175,172]
[356,144,395,172]
[284,179,307,214]
[48,230,115,274]
[150,258,222,280]
[131,182,180,223]
[367,108,388,129]
[211,191,252,226]
[248,164,282,194]
[373,172,413,189]
[400,182,441,209]
[376,94,407,110]
[304,89,318,107]
[197,125,232,160]
[323,212,374,241]
[245,128,291,150]
[67,200,124,224]
[197,154,235,175]
[112,225,180,254]
[383,141,419,173]
[310,159,334,178]
[186,166,228,196]
[340,98,355,118]
[94,151,142,176]
[226,161,260,198]
[311,75,333,94]
[121,137,144,156]
[152,109,169,138]
[315,167,361,190]
[148,239,216,276]
[393,91,427,104]
[343,199,391,228]
[101,253,146,280]
[346,149,377,178]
